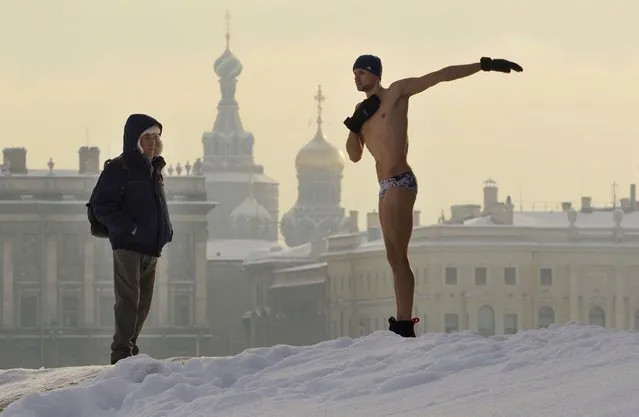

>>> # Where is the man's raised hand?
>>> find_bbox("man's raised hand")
[480,57,523,73]
[343,94,381,134]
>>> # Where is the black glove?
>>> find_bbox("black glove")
[343,94,381,134]
[480,57,523,73]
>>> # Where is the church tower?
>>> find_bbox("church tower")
[202,12,279,241]
[280,85,347,247]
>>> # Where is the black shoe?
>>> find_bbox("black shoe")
[110,350,132,365]
[388,316,420,338]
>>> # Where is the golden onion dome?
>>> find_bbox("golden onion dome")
[295,127,345,173]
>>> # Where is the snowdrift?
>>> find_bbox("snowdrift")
[2,322,639,417]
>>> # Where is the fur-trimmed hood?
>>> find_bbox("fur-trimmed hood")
[123,113,163,157]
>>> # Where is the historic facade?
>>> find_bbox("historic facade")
[241,239,330,349]
[0,146,216,369]
[321,180,639,338]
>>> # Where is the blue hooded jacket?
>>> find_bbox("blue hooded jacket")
[91,114,173,257]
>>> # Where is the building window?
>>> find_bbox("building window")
[504,267,516,285]
[475,267,487,285]
[444,267,457,286]
[19,292,39,328]
[59,293,81,328]
[172,293,192,327]
[14,234,41,283]
[168,233,195,282]
[478,305,495,337]
[540,268,553,286]
[444,313,459,333]
[57,232,84,282]
[538,306,554,328]
[504,314,518,334]
[589,306,605,327]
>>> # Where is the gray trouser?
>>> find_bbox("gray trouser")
[110,249,157,362]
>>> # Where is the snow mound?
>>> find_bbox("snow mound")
[3,323,639,417]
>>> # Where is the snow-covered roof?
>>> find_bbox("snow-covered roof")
[324,211,639,256]
[0,169,99,177]
[204,171,277,184]
[242,241,314,265]
[271,262,327,289]
[206,239,282,261]
[464,210,639,228]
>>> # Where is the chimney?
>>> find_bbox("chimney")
[561,201,572,212]
[348,210,359,233]
[79,146,100,174]
[482,179,498,214]
[630,184,636,211]
[450,204,481,223]
[504,195,514,225]
[2,147,28,174]
[412,210,421,227]
[366,211,381,241]
[580,196,592,213]
[490,203,506,224]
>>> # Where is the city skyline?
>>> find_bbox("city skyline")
[1,0,638,227]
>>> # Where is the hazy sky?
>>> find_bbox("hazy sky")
[1,0,638,228]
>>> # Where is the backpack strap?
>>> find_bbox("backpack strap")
[103,155,130,196]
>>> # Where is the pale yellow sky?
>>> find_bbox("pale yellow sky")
[1,0,638,227]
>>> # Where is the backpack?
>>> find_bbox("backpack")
[86,156,129,238]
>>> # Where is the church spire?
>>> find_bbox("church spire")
[211,11,245,132]
[315,84,325,128]
[213,11,243,82]
[224,10,231,50]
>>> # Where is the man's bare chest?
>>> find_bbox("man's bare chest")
[361,105,403,136]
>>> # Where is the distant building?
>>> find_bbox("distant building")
[201,20,283,356]
[205,238,279,355]
[201,19,357,356]
[202,24,279,241]
[0,146,216,368]
[242,238,331,349]
[321,180,639,338]
[280,85,357,247]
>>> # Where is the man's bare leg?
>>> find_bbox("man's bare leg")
[379,186,418,336]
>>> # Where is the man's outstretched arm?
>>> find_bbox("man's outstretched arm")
[392,57,523,98]
[392,63,481,98]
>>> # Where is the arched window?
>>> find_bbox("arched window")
[478,305,495,337]
[589,306,605,327]
[538,306,554,328]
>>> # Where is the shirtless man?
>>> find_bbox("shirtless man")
[344,54,523,337]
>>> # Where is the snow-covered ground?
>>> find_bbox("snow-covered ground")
[2,322,639,417]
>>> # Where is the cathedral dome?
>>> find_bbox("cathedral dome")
[295,127,345,173]
[214,48,243,79]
